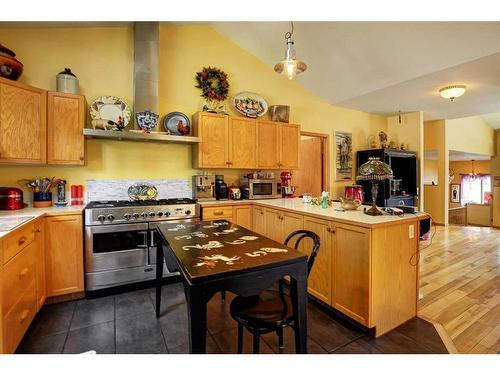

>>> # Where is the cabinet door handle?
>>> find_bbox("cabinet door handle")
[34,229,41,233]
[214,211,224,215]
[18,236,27,246]
[19,309,30,323]
[19,267,29,279]
[79,156,85,161]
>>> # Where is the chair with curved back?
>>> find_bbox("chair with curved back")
[229,230,321,353]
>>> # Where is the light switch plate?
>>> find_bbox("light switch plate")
[409,224,415,239]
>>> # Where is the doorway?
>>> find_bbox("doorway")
[292,132,329,196]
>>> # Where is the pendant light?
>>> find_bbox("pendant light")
[469,160,477,181]
[274,22,307,80]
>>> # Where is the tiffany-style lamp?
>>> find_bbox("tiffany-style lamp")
[357,157,394,216]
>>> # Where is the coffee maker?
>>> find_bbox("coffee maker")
[215,175,228,200]
[192,175,215,201]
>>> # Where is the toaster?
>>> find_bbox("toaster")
[0,187,24,210]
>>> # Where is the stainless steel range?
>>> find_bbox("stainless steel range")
[84,198,200,291]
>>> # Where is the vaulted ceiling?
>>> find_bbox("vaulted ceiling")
[211,22,500,126]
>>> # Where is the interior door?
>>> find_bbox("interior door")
[293,136,324,196]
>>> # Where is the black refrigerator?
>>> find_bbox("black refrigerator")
[356,149,418,208]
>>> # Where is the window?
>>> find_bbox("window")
[460,174,491,205]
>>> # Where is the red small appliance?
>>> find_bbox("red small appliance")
[0,187,24,210]
[280,171,296,198]
[345,185,364,203]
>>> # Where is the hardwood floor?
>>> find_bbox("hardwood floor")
[418,224,500,354]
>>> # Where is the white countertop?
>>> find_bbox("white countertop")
[0,205,84,238]
[201,198,427,227]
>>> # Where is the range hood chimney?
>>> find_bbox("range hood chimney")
[133,22,159,128]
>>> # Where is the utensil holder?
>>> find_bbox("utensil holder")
[33,192,52,208]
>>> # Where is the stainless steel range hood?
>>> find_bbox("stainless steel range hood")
[133,22,159,125]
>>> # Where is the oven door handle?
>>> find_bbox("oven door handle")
[137,231,149,248]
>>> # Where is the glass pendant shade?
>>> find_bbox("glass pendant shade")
[274,26,307,80]
[357,158,394,216]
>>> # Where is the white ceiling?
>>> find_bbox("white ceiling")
[480,112,500,129]
[424,150,491,161]
[211,22,500,122]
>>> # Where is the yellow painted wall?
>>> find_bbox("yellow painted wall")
[446,116,495,156]
[423,120,448,224]
[424,159,438,185]
[0,24,387,199]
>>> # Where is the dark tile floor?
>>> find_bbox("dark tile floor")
[17,283,448,354]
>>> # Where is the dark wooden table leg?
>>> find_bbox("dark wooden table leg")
[155,241,164,318]
[184,283,207,353]
[291,264,308,354]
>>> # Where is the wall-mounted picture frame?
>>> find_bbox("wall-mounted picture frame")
[335,131,353,181]
[450,184,460,203]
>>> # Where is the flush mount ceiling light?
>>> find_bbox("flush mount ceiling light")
[274,22,307,80]
[439,85,467,101]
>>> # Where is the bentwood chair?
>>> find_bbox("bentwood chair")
[229,230,321,353]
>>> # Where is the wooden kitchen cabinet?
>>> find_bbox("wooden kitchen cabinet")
[228,117,256,168]
[332,223,371,325]
[47,91,85,165]
[256,120,280,169]
[279,123,300,169]
[193,112,300,170]
[303,216,332,305]
[0,77,47,164]
[252,205,266,234]
[193,112,228,168]
[34,219,46,311]
[233,205,252,229]
[45,215,84,297]
[264,208,303,244]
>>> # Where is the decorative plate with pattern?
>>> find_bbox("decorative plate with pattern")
[127,183,158,201]
[90,96,131,130]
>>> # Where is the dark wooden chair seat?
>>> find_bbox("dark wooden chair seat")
[229,230,321,353]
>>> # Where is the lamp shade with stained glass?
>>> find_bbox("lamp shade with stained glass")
[357,157,394,215]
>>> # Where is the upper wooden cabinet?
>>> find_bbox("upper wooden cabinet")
[47,92,85,165]
[228,117,256,169]
[193,112,228,168]
[280,123,300,169]
[193,112,300,170]
[0,78,86,166]
[256,120,280,169]
[0,77,47,164]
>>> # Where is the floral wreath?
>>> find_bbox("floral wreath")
[195,67,229,101]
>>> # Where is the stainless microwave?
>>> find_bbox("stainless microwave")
[242,179,282,200]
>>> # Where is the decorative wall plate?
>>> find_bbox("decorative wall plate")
[136,110,159,132]
[90,96,131,130]
[127,183,158,201]
[232,92,268,118]
[163,112,191,135]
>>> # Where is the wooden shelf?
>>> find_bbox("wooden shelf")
[83,128,200,144]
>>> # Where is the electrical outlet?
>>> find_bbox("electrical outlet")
[409,224,414,239]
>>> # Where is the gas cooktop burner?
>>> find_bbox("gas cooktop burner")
[85,198,197,209]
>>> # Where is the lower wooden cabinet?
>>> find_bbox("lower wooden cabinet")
[303,216,332,305]
[252,205,266,235]
[45,215,84,297]
[34,219,46,310]
[332,223,371,326]
[233,205,252,229]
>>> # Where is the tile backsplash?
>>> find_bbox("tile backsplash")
[86,178,192,202]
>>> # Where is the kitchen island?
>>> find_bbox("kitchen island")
[200,198,427,337]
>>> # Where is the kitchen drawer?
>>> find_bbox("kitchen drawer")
[202,206,234,220]
[2,279,37,353]
[2,242,36,317]
[3,222,35,264]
